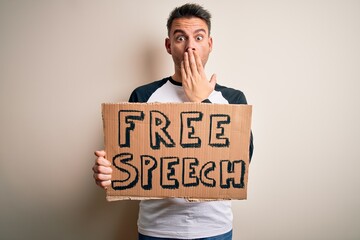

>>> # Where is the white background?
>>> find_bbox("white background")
[1,0,359,239]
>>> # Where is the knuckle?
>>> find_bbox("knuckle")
[96,173,111,181]
[104,159,111,166]
[97,166,104,173]
[96,180,105,188]
[96,174,104,181]
[94,150,105,157]
[98,166,111,174]
[99,181,105,187]
[96,157,110,166]
[99,180,111,188]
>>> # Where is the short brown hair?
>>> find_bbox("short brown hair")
[167,3,212,36]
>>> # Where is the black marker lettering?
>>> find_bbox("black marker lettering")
[220,160,245,189]
[200,161,216,187]
[180,111,203,148]
[150,110,175,149]
[209,114,230,147]
[112,153,139,190]
[118,110,144,147]
[141,155,157,190]
[160,157,179,189]
[182,157,199,187]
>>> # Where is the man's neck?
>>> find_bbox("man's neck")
[172,68,182,83]
[171,73,181,83]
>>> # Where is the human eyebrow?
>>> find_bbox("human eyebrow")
[172,29,208,37]
[194,29,207,35]
[173,29,186,36]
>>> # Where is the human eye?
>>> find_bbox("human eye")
[196,35,204,41]
[176,35,186,41]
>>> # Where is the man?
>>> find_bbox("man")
[93,3,253,240]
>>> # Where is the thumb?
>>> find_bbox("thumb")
[94,150,106,157]
[209,74,217,88]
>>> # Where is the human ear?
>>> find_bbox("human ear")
[165,38,172,54]
[208,37,213,52]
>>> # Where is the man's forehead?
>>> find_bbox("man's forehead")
[170,17,209,35]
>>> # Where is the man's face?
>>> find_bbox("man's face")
[165,17,213,72]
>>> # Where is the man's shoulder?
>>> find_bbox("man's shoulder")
[128,77,170,103]
[135,77,170,91]
[214,83,248,104]
[215,83,244,94]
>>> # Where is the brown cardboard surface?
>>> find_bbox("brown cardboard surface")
[102,102,252,201]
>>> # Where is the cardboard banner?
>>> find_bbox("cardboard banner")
[102,102,252,201]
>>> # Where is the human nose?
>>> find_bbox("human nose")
[185,38,196,52]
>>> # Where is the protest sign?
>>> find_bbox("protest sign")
[102,102,252,201]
